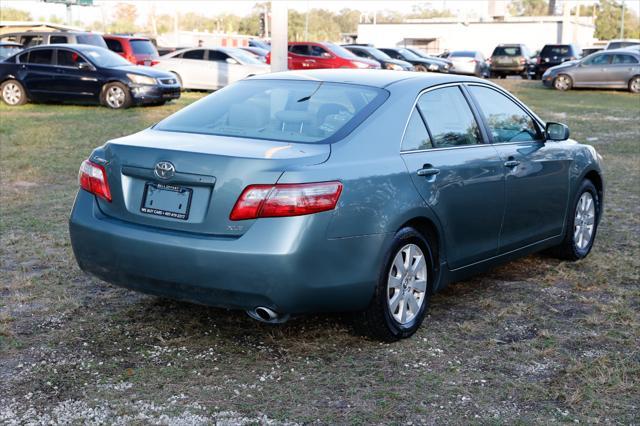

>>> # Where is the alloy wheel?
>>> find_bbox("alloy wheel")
[387,243,428,324]
[2,83,22,105]
[554,75,571,91]
[630,77,640,93]
[574,192,596,250]
[106,86,126,108]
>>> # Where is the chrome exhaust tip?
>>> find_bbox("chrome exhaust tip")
[246,307,290,324]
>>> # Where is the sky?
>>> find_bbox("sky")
[3,0,639,27]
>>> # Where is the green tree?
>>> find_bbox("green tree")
[334,8,361,34]
[0,6,32,21]
[595,0,640,39]
[508,0,549,16]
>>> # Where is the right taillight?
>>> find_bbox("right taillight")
[230,181,343,221]
[79,159,111,202]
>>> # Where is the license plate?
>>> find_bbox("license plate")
[140,183,192,220]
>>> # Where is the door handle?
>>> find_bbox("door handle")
[417,165,440,176]
[504,160,520,168]
[304,59,315,63]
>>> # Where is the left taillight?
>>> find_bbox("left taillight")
[79,159,111,202]
[230,181,343,221]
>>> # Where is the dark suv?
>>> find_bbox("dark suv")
[533,44,581,79]
[489,44,533,79]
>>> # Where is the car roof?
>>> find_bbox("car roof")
[22,43,104,51]
[103,34,150,40]
[249,69,484,89]
[0,42,22,47]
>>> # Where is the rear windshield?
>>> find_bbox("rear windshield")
[155,80,388,144]
[76,33,108,48]
[608,41,639,49]
[130,39,159,57]
[541,45,571,56]
[450,51,475,57]
[493,46,521,56]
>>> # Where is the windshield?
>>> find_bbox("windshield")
[229,49,264,65]
[326,43,359,59]
[76,33,108,48]
[0,45,22,60]
[155,80,388,144]
[83,47,132,67]
[450,51,475,58]
[398,48,421,60]
[367,48,392,60]
[130,39,159,57]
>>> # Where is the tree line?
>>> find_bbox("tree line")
[1,0,638,42]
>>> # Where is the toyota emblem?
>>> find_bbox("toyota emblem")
[154,161,175,179]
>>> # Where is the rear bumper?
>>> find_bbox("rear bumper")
[130,84,181,104]
[69,190,387,314]
[491,65,526,74]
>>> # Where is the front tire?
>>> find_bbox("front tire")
[359,227,434,342]
[101,82,132,109]
[414,64,428,72]
[547,179,600,261]
[629,76,640,93]
[1,79,28,106]
[554,74,573,91]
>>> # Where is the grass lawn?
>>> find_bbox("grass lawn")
[1,81,638,424]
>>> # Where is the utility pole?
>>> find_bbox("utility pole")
[620,0,625,39]
[270,1,288,72]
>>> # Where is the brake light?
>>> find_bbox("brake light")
[79,159,111,202]
[230,181,343,220]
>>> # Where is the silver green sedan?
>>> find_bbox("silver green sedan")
[69,70,604,341]
[543,47,640,92]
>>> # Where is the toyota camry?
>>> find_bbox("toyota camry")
[69,70,604,341]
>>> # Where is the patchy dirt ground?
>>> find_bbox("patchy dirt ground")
[1,81,638,424]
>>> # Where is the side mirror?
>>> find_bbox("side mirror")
[225,58,239,65]
[546,122,570,141]
[321,52,332,58]
[78,62,92,70]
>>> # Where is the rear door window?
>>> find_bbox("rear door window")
[26,49,53,65]
[289,45,310,56]
[21,35,43,47]
[417,86,481,148]
[182,49,205,60]
[50,35,68,44]
[612,54,638,64]
[105,39,124,53]
[468,85,542,143]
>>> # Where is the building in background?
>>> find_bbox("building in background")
[357,3,596,56]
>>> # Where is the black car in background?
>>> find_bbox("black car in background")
[343,45,414,70]
[378,47,450,73]
[0,44,180,109]
[404,47,454,69]
[533,44,581,79]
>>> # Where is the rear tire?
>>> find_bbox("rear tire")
[554,74,573,91]
[101,82,132,109]
[1,79,27,106]
[358,227,434,342]
[547,179,600,261]
[629,76,640,93]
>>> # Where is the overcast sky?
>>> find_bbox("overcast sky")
[3,0,639,26]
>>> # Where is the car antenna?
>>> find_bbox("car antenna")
[296,82,323,102]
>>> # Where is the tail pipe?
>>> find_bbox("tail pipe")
[246,307,290,324]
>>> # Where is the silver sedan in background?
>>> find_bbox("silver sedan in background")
[154,47,269,91]
[543,47,640,93]
[448,50,489,77]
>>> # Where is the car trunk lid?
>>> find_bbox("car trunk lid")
[93,129,330,236]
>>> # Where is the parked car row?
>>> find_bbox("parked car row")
[0,44,180,109]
